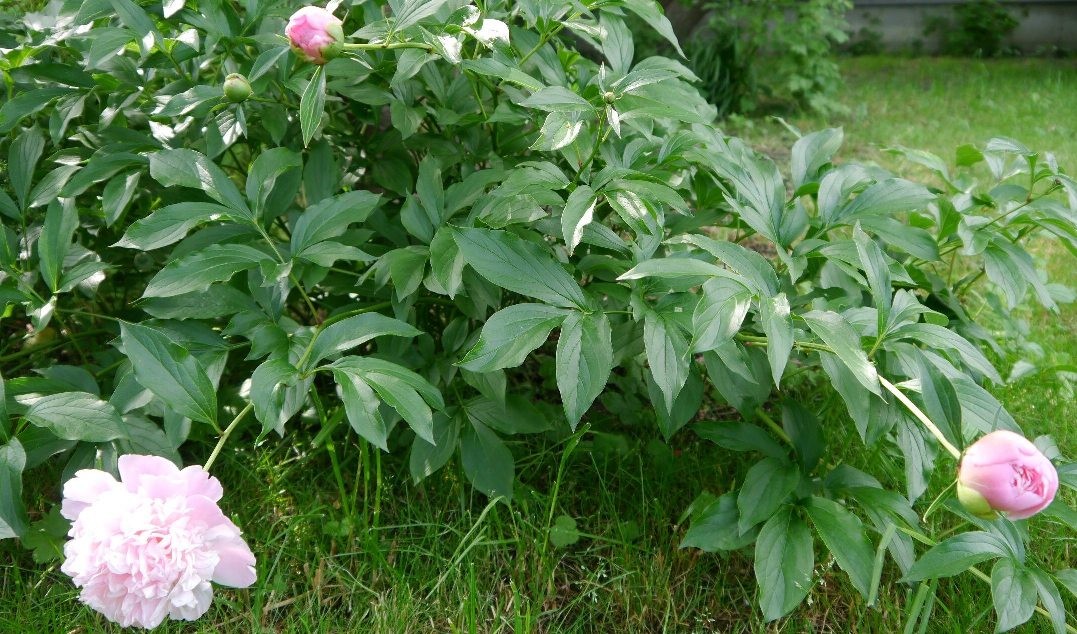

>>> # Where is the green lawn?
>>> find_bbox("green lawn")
[2,56,1076,633]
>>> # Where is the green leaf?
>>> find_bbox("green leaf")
[676,234,779,295]
[644,309,690,414]
[681,492,758,552]
[1056,569,1077,599]
[120,322,218,426]
[291,190,381,254]
[916,355,963,451]
[114,202,236,251]
[245,147,301,217]
[622,0,684,57]
[142,244,268,298]
[332,367,389,450]
[619,257,729,282]
[462,59,544,92]
[561,185,597,254]
[148,149,250,215]
[791,128,843,188]
[38,200,78,293]
[9,126,45,210]
[249,46,290,82]
[520,86,594,113]
[300,66,326,147]
[307,313,422,368]
[28,165,79,209]
[692,277,752,352]
[330,357,443,443]
[102,172,141,227]
[802,310,880,395]
[891,323,1001,384]
[392,0,450,30]
[853,224,892,337]
[549,515,581,548]
[903,532,1009,581]
[990,559,1037,632]
[459,303,569,372]
[1028,567,1066,634]
[759,293,793,387]
[63,153,147,198]
[828,178,934,228]
[453,227,589,309]
[556,311,613,429]
[429,227,465,297]
[0,88,72,133]
[805,496,874,599]
[599,14,633,74]
[464,395,551,436]
[361,370,434,443]
[984,239,1055,311]
[755,508,814,622]
[896,417,935,502]
[409,413,459,483]
[0,439,29,539]
[117,415,181,465]
[782,401,824,473]
[702,343,772,415]
[24,392,127,442]
[738,457,799,533]
[694,420,787,460]
[250,358,309,437]
[530,112,584,152]
[108,0,157,44]
[460,419,514,500]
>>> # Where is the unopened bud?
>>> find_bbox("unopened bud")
[285,6,344,65]
[223,73,252,103]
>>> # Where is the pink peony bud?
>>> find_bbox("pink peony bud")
[60,455,256,629]
[956,430,1058,520]
[285,6,343,65]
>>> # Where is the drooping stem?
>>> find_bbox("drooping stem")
[879,376,962,459]
[203,403,254,472]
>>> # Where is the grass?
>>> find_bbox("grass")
[729,56,1077,171]
[2,56,1077,633]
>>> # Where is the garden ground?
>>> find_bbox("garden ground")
[1,56,1075,633]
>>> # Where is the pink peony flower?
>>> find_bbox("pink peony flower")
[60,455,256,629]
[285,6,343,64]
[957,430,1058,520]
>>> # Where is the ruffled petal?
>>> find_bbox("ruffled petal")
[61,469,120,521]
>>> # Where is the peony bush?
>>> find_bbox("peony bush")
[0,0,1075,629]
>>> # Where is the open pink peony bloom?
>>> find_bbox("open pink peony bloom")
[60,455,256,629]
[285,6,343,64]
[957,430,1058,520]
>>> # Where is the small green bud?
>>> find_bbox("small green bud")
[603,91,616,104]
[223,73,252,103]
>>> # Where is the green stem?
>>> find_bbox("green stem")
[754,408,793,445]
[203,403,254,472]
[343,41,433,52]
[879,376,961,459]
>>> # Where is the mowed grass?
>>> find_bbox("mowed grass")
[2,57,1076,633]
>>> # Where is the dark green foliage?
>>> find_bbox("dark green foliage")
[0,1,1075,630]
[925,0,1021,57]
[671,0,851,115]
